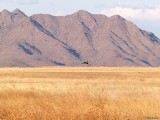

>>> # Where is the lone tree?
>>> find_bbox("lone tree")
[82,61,89,65]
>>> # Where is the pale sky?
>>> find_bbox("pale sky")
[0,0,160,37]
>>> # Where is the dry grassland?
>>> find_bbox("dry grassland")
[0,67,159,120]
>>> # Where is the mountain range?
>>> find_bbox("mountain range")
[0,9,160,67]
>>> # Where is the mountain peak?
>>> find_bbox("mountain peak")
[12,9,27,17]
[0,9,12,24]
[110,15,125,21]
[0,9,11,16]
[12,8,22,13]
[76,10,91,15]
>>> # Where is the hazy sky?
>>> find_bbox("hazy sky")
[0,0,160,37]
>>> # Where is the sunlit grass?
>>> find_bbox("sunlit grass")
[0,67,159,120]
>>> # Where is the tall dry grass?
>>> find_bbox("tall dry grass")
[0,67,159,120]
[0,89,159,120]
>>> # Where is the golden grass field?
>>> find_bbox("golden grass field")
[0,67,160,120]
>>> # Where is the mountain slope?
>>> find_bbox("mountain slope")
[0,9,160,67]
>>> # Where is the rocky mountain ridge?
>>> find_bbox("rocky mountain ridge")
[0,9,159,67]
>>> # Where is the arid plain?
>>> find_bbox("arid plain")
[0,67,159,120]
